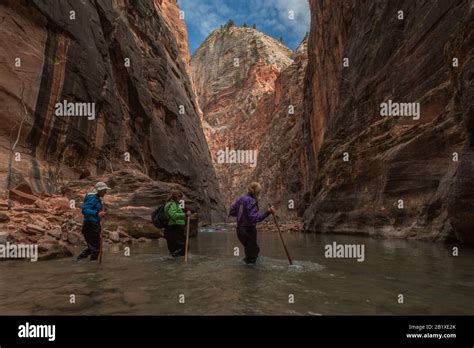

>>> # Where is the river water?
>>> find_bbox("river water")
[0,225,473,315]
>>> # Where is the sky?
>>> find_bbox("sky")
[178,0,310,54]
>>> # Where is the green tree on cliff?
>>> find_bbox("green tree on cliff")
[224,19,235,30]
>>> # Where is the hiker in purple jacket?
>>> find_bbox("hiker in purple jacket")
[228,182,275,264]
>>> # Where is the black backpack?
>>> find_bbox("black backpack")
[151,204,169,228]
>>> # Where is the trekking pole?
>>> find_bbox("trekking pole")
[99,230,104,264]
[185,214,191,262]
[99,205,106,264]
[269,204,293,265]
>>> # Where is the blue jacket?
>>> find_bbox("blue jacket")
[228,194,269,227]
[82,193,103,223]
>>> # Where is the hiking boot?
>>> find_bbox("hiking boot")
[171,250,184,258]
[171,248,185,258]
[76,253,89,262]
[243,257,257,265]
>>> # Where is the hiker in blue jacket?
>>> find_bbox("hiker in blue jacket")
[229,182,275,264]
[77,181,110,261]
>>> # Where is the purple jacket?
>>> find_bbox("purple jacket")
[229,194,269,227]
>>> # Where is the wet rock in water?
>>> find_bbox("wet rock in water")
[34,292,95,312]
[108,231,120,243]
[38,242,73,261]
[121,237,132,245]
[0,213,10,223]
[116,226,131,239]
[0,231,13,243]
[123,291,152,306]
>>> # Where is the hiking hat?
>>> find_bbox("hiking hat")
[248,182,262,197]
[95,181,111,191]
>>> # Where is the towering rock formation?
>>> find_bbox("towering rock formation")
[0,0,224,223]
[302,0,473,242]
[191,25,295,208]
[248,39,309,218]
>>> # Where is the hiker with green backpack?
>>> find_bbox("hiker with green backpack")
[152,189,193,258]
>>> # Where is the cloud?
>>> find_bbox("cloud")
[274,0,310,37]
[179,0,310,51]
[179,0,227,37]
[245,0,310,43]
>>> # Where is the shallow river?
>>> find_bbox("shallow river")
[0,225,473,315]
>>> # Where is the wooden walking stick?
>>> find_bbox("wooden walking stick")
[99,230,104,264]
[99,205,106,264]
[185,214,191,262]
[269,205,293,265]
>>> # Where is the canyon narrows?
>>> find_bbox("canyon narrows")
[192,0,473,243]
[0,0,473,262]
[191,25,309,218]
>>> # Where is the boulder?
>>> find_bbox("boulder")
[26,224,46,234]
[0,213,10,223]
[38,242,73,261]
[34,199,50,210]
[48,196,71,211]
[10,188,38,205]
[37,235,57,245]
[116,226,131,238]
[0,231,13,244]
[67,231,84,246]
[46,226,62,240]
[108,231,120,243]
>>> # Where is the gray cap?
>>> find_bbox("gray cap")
[95,181,111,191]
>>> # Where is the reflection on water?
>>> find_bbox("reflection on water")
[0,225,473,315]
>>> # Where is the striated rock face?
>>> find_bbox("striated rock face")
[153,0,192,78]
[0,0,224,223]
[248,39,309,218]
[302,0,473,242]
[191,26,294,207]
